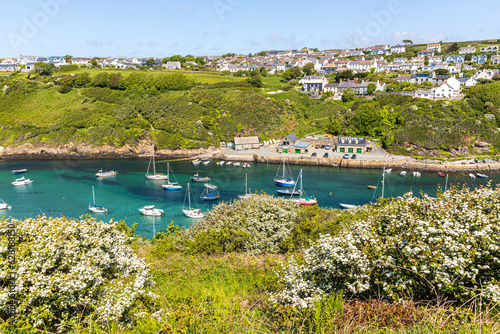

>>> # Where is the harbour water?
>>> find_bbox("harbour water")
[0,158,497,239]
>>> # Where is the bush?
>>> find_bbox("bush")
[0,216,155,331]
[271,185,500,308]
[58,85,72,94]
[184,195,299,255]
[58,64,79,72]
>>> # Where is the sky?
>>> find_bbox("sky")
[1,0,500,58]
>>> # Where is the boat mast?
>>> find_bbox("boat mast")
[152,149,156,174]
[92,186,96,206]
[167,162,170,184]
[188,183,192,210]
[245,173,248,195]
[381,167,385,199]
[444,174,448,191]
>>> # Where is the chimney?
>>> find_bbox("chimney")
[355,78,358,83]
[339,79,343,83]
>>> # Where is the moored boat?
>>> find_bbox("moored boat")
[88,186,107,213]
[438,172,445,177]
[200,184,220,201]
[192,159,201,165]
[400,171,407,176]
[191,173,211,182]
[469,173,476,179]
[367,185,377,190]
[242,163,251,168]
[12,169,27,175]
[162,163,182,190]
[234,162,241,167]
[238,173,254,199]
[182,183,204,219]
[289,169,317,206]
[96,169,117,177]
[339,203,357,209]
[145,149,168,180]
[477,173,488,178]
[12,177,33,186]
[413,172,421,177]
[274,157,295,187]
[139,205,164,216]
[277,189,302,195]
[0,199,11,210]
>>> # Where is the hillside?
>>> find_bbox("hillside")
[1,67,500,157]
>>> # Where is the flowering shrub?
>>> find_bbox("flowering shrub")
[270,185,500,308]
[185,195,299,255]
[0,216,155,331]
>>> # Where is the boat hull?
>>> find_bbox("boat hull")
[275,179,296,187]
[201,195,220,201]
[0,204,11,210]
[339,203,357,209]
[146,174,168,180]
[89,206,107,213]
[96,171,117,177]
[182,209,205,219]
[191,177,211,182]
[276,189,302,195]
[162,184,182,190]
[12,169,27,175]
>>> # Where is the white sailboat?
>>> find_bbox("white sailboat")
[238,173,254,199]
[162,163,182,190]
[0,198,11,210]
[340,167,386,209]
[145,149,168,180]
[183,183,204,219]
[88,186,107,213]
[289,169,317,206]
[274,156,295,187]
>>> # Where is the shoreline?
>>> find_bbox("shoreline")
[1,144,499,173]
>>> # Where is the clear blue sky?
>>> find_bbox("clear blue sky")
[1,0,499,58]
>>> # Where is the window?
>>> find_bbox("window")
[357,148,362,153]
[340,147,345,153]
[348,148,354,153]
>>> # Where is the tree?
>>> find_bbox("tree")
[402,39,413,45]
[424,56,429,66]
[146,58,156,66]
[247,74,263,88]
[447,43,459,53]
[65,55,72,63]
[342,88,355,102]
[109,73,125,90]
[195,57,206,65]
[435,69,450,75]
[259,67,268,77]
[326,118,343,135]
[282,66,302,81]
[91,72,111,88]
[367,83,377,95]
[34,62,55,76]
[302,63,315,75]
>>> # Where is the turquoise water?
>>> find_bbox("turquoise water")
[0,158,497,239]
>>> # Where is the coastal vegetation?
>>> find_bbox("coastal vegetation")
[2,186,500,332]
[1,66,500,157]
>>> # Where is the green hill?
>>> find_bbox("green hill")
[1,67,500,157]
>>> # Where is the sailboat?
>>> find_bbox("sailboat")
[88,186,107,213]
[290,169,317,206]
[145,149,168,180]
[183,183,204,218]
[274,156,295,187]
[200,183,220,201]
[369,167,386,205]
[238,173,254,199]
[162,163,182,190]
[0,198,11,210]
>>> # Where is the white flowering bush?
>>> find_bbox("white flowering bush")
[270,185,500,308]
[185,195,299,255]
[0,216,155,331]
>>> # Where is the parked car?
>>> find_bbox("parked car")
[320,145,325,149]
[315,144,320,149]
[343,153,350,159]
[325,144,331,150]
[323,152,329,158]
[351,154,357,159]
[311,152,317,157]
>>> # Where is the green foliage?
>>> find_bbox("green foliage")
[247,74,263,88]
[282,67,302,81]
[302,63,315,75]
[34,62,56,76]
[58,85,72,94]
[342,88,355,102]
